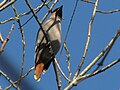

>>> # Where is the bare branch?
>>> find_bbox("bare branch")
[0,86,2,90]
[80,58,120,80]
[20,0,52,28]
[0,70,20,90]
[0,0,16,11]
[54,58,71,82]
[74,0,99,79]
[53,58,62,90]
[0,0,51,24]
[65,58,120,90]
[0,0,8,8]
[5,67,34,90]
[97,9,120,14]
[0,17,19,24]
[25,0,50,43]
[58,0,79,62]
[0,23,15,54]
[92,35,115,72]
[12,5,26,87]
[64,29,120,90]
[41,0,59,23]
[81,0,95,4]
[0,33,4,42]
[92,29,120,72]
[79,29,120,76]
[64,42,72,80]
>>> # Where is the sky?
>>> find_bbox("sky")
[0,0,120,90]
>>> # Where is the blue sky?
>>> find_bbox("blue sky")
[0,0,120,90]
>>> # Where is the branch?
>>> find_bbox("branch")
[0,0,8,8]
[64,42,72,80]
[64,29,120,90]
[92,34,115,72]
[41,0,59,23]
[0,0,16,11]
[80,58,120,80]
[25,0,51,43]
[53,58,62,90]
[64,58,120,90]
[0,0,51,24]
[79,29,120,76]
[0,70,20,90]
[81,0,95,4]
[58,0,79,62]
[0,23,15,54]
[12,5,26,87]
[54,58,71,82]
[0,33,4,43]
[20,0,52,28]
[97,9,120,14]
[92,29,120,72]
[0,86,2,90]
[5,67,34,90]
[74,0,99,79]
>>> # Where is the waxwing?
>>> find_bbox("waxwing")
[34,5,63,81]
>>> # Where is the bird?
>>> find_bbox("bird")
[34,5,63,81]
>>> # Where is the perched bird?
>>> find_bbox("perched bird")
[34,5,63,81]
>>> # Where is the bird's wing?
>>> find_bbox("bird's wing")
[34,27,47,81]
[34,28,46,64]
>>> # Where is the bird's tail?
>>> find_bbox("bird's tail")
[34,63,44,81]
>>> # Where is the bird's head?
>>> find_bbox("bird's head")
[52,5,63,21]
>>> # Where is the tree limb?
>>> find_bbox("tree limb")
[0,0,16,11]
[74,0,99,79]
[0,23,15,54]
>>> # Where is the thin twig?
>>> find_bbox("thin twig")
[74,0,99,79]
[5,67,34,90]
[64,42,72,80]
[77,58,120,81]
[0,0,8,8]
[64,29,120,90]
[81,0,95,4]
[0,23,15,53]
[0,0,51,24]
[0,16,19,24]
[92,37,115,72]
[0,70,20,90]
[25,0,50,43]
[92,30,120,72]
[64,58,120,90]
[79,29,120,76]
[54,58,71,82]
[53,58,62,90]
[97,9,120,14]
[0,86,2,90]
[12,5,26,87]
[20,0,52,28]
[0,33,4,43]
[41,0,59,23]
[0,0,16,11]
[58,0,79,62]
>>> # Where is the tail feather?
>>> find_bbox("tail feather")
[34,63,44,81]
